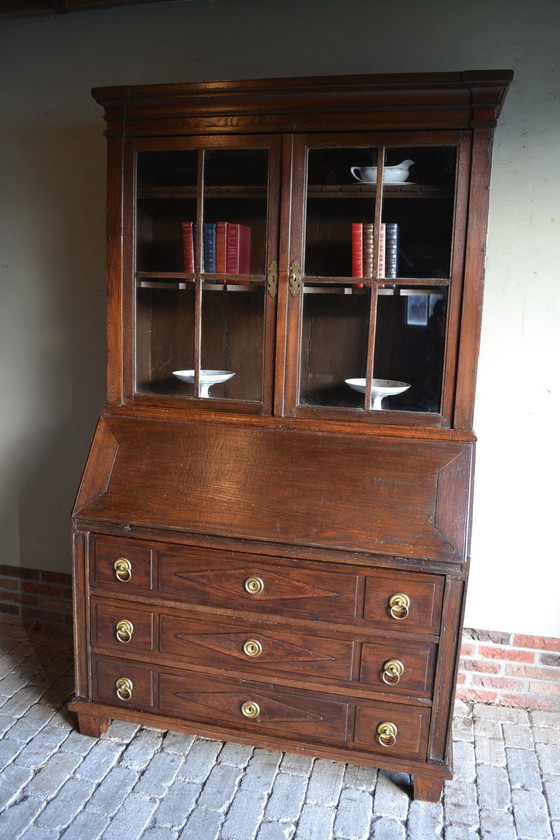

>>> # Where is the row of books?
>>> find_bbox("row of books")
[181,222,251,275]
[352,222,398,280]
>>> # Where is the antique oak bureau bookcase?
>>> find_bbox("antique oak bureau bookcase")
[69,71,512,800]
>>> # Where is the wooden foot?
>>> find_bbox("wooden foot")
[76,712,110,738]
[413,775,444,802]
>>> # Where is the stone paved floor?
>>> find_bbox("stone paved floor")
[0,622,559,840]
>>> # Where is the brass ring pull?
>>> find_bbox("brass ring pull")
[115,677,133,702]
[115,619,134,644]
[381,659,405,685]
[377,721,398,747]
[244,576,265,595]
[240,700,260,719]
[114,557,132,582]
[243,639,263,658]
[388,592,410,620]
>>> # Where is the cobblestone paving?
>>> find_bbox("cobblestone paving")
[0,622,558,839]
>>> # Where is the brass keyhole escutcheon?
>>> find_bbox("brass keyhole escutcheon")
[115,619,134,644]
[243,639,263,658]
[381,659,405,685]
[388,592,410,620]
[240,700,260,719]
[377,721,398,747]
[244,576,265,595]
[114,557,132,582]
[115,677,133,702]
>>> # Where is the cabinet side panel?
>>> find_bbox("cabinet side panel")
[77,417,472,562]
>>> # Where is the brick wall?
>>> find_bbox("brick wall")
[458,628,560,711]
[1,564,558,709]
[0,564,73,629]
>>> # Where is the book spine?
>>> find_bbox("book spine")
[226,223,251,280]
[203,223,216,274]
[351,223,363,278]
[377,223,386,279]
[385,222,399,279]
[363,224,374,278]
[215,222,228,274]
[181,222,195,275]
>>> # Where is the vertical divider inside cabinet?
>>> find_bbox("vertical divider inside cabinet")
[153,544,161,709]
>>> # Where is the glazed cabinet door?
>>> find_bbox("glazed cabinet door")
[127,135,282,413]
[283,133,471,427]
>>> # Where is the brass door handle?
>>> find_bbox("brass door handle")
[114,557,132,582]
[115,619,134,644]
[243,639,263,658]
[115,677,133,702]
[240,700,260,719]
[288,260,301,297]
[377,721,398,747]
[388,592,410,620]
[381,659,405,685]
[244,576,265,595]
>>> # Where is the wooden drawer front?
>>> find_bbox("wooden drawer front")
[91,536,153,593]
[359,639,437,698]
[159,548,359,621]
[159,671,349,745]
[364,571,444,635]
[160,612,355,683]
[92,600,154,653]
[353,701,430,760]
[93,657,154,709]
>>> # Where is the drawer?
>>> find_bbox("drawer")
[92,599,155,653]
[159,671,349,745]
[91,536,153,593]
[359,639,437,698]
[159,547,359,621]
[353,700,430,760]
[364,570,444,635]
[160,611,355,684]
[92,657,154,709]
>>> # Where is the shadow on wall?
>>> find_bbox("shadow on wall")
[0,119,106,575]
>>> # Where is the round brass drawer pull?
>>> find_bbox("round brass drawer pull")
[240,700,260,719]
[381,659,405,685]
[243,639,263,658]
[114,557,132,582]
[115,677,133,702]
[244,576,265,595]
[377,721,398,747]
[115,619,134,644]
[388,592,410,620]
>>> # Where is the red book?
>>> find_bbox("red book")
[226,223,251,275]
[351,223,363,278]
[181,222,195,275]
[216,221,228,274]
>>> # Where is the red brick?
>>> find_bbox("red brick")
[40,598,72,614]
[21,582,62,598]
[460,643,477,657]
[478,645,535,663]
[530,681,560,697]
[513,635,560,653]
[0,602,20,616]
[506,663,560,682]
[0,578,21,591]
[460,658,501,674]
[456,687,498,703]
[0,565,40,580]
[0,591,39,606]
[500,693,560,711]
[471,675,526,691]
[456,672,467,684]
[41,571,72,586]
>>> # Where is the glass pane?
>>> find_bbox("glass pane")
[305,148,378,278]
[203,149,268,277]
[299,287,371,407]
[136,150,198,273]
[380,147,457,279]
[373,287,448,413]
[201,286,265,402]
[136,285,196,394]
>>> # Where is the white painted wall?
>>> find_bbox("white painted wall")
[0,0,558,637]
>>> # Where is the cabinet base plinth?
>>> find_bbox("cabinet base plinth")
[413,774,445,802]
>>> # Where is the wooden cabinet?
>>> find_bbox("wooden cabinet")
[69,71,512,800]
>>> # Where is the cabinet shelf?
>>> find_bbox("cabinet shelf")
[136,272,263,290]
[137,183,450,201]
